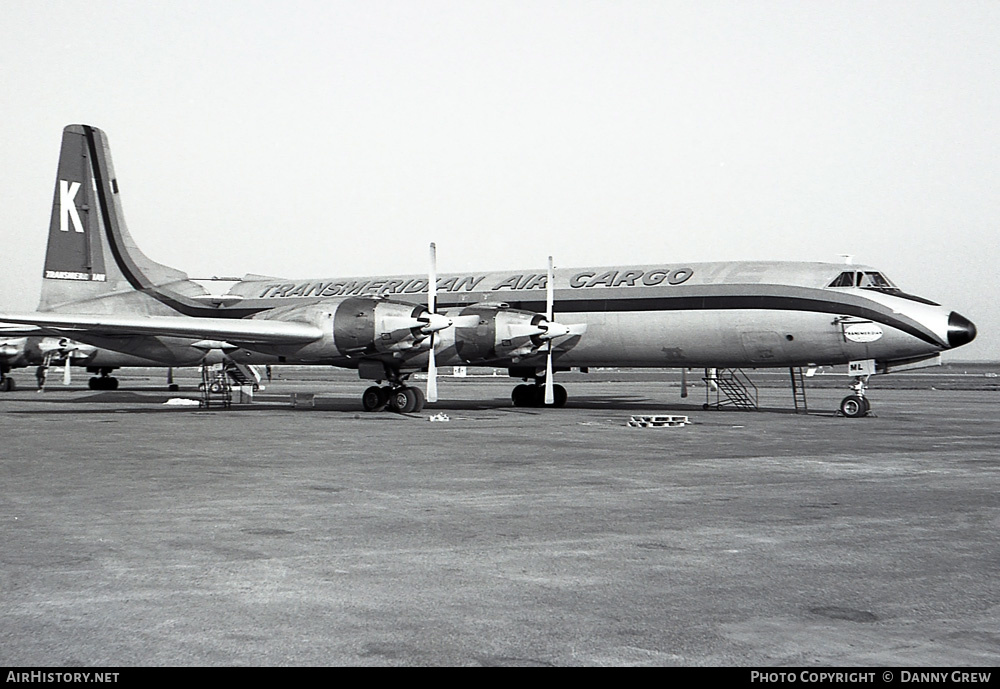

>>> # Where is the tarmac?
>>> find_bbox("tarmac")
[1,368,998,666]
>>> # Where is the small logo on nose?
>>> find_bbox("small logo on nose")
[844,323,883,343]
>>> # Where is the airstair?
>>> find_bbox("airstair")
[703,368,758,411]
[199,360,262,408]
[199,363,231,408]
[789,366,808,414]
[224,360,261,388]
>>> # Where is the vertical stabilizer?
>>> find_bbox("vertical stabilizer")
[39,125,209,315]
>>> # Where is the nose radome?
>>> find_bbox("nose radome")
[947,312,977,349]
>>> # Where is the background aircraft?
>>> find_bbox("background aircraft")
[0,335,271,392]
[0,125,977,416]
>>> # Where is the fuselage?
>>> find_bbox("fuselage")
[168,260,970,372]
[35,259,974,375]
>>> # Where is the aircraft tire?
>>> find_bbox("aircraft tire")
[88,377,100,390]
[0,378,14,392]
[168,384,180,392]
[362,386,388,412]
[108,377,119,390]
[552,384,568,408]
[840,394,867,418]
[409,386,426,413]
[388,386,419,414]
[511,384,532,407]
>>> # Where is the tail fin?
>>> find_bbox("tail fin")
[39,125,209,315]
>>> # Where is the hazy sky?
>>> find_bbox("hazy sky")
[1,1,996,360]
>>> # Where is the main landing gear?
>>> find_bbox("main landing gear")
[839,375,872,418]
[88,367,119,390]
[362,385,425,414]
[511,380,567,408]
[0,366,14,392]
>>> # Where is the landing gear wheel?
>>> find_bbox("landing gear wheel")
[551,383,568,408]
[512,383,568,407]
[89,376,119,391]
[389,386,420,414]
[362,386,388,412]
[840,394,868,418]
[409,386,426,413]
[0,378,14,392]
[512,384,533,407]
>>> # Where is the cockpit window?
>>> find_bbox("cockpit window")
[828,271,856,287]
[827,271,896,289]
[860,272,894,289]
[827,270,940,305]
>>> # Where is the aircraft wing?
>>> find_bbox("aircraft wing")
[0,323,43,335]
[0,312,323,345]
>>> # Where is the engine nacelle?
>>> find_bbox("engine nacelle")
[332,296,435,356]
[248,296,442,362]
[454,305,549,364]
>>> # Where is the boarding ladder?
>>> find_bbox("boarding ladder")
[199,363,232,408]
[789,367,808,414]
[224,360,261,389]
[703,368,758,411]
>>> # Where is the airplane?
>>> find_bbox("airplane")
[0,335,121,390]
[0,335,269,392]
[0,124,978,417]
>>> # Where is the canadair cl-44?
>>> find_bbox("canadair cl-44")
[0,125,977,416]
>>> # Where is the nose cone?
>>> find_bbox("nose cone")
[947,312,977,349]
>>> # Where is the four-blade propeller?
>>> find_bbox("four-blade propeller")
[422,245,581,406]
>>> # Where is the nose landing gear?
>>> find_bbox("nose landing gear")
[840,375,872,418]
[87,368,119,390]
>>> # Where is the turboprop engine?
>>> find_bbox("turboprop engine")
[453,304,579,364]
[252,296,453,360]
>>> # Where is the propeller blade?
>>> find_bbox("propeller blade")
[507,323,547,339]
[544,346,554,405]
[63,357,71,385]
[426,242,438,403]
[428,242,437,314]
[420,312,454,333]
[544,256,555,405]
[546,256,554,321]
[538,321,572,340]
[427,342,438,403]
